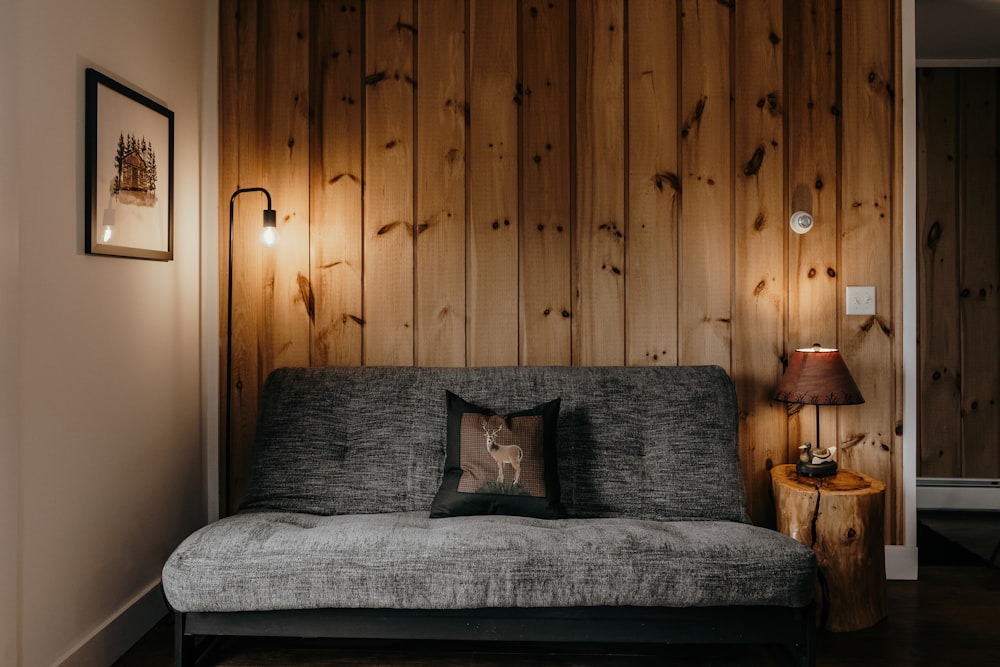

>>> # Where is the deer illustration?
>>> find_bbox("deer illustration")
[483,422,523,485]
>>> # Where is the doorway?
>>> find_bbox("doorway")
[915,0,1000,509]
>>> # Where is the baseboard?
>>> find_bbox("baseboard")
[56,579,166,667]
[917,478,1000,511]
[885,545,918,580]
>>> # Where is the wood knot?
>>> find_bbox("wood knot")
[744,146,765,176]
[654,171,681,193]
[926,221,942,250]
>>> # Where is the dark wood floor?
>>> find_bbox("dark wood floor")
[117,512,1000,666]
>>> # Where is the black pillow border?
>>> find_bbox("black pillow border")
[430,391,565,519]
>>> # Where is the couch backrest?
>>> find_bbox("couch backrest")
[241,365,748,523]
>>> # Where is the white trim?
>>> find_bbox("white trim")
[917,478,1000,510]
[916,58,1000,68]
[885,545,919,580]
[54,580,165,667]
[919,477,1000,486]
[201,0,221,525]
[901,0,920,572]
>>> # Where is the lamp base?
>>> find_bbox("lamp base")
[796,460,838,478]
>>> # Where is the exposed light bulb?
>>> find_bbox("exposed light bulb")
[102,226,114,243]
[262,225,278,247]
[261,207,278,247]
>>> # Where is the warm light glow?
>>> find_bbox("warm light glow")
[774,345,865,406]
[102,226,113,243]
[261,207,278,247]
[262,225,278,247]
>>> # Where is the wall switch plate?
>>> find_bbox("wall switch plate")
[846,286,876,315]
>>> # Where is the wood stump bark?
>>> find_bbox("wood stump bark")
[771,464,888,632]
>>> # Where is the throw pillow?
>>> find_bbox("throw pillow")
[430,391,565,519]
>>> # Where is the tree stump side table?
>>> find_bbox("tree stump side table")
[770,464,887,632]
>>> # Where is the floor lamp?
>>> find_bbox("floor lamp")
[225,187,277,513]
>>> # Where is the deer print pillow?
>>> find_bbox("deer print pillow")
[429,392,565,519]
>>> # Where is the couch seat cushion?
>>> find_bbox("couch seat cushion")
[163,511,816,613]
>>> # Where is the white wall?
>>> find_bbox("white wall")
[9,0,209,664]
[2,0,23,662]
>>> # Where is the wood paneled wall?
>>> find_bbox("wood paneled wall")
[220,0,905,544]
[917,68,1000,479]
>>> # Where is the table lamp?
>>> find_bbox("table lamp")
[774,344,864,477]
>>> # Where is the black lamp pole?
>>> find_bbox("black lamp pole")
[225,187,276,514]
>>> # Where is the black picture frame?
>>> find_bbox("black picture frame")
[85,68,174,260]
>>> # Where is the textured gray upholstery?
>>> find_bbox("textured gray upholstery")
[163,511,816,612]
[163,365,816,616]
[241,365,748,523]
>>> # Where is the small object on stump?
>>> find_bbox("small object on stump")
[796,442,837,477]
[771,464,887,632]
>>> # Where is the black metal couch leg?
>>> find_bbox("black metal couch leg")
[174,611,194,667]
[797,603,817,667]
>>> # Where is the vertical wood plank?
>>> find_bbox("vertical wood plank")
[260,0,312,374]
[520,0,572,366]
[958,68,1000,478]
[732,0,785,527]
[364,0,416,366]
[415,0,466,366]
[574,0,625,366]
[916,68,961,478]
[785,0,840,459]
[311,0,363,367]
[840,0,896,537]
[468,0,519,366]
[678,0,732,370]
[221,0,263,515]
[626,0,679,368]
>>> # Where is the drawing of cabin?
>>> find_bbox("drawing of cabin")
[112,133,157,203]
[121,150,149,192]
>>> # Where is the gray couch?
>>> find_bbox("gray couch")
[163,365,817,665]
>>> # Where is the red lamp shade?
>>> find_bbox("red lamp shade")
[774,345,864,406]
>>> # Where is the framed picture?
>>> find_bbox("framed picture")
[85,68,173,260]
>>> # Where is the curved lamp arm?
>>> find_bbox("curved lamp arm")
[224,187,276,514]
